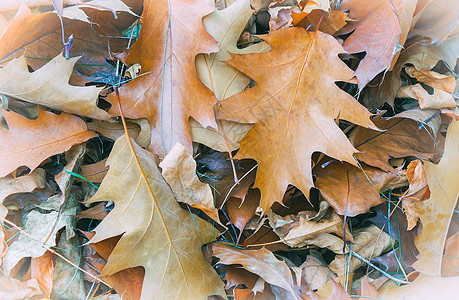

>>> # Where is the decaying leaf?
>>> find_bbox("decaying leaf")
[401,160,430,230]
[0,54,109,120]
[329,225,392,276]
[0,276,42,300]
[85,135,225,299]
[315,161,407,216]
[397,83,456,110]
[292,249,335,290]
[412,120,458,276]
[0,108,96,177]
[268,210,353,253]
[212,243,298,298]
[218,27,376,212]
[350,109,444,172]
[405,66,456,93]
[160,142,219,222]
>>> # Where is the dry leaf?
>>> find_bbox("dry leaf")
[329,225,392,276]
[212,243,298,298]
[217,27,376,212]
[108,0,219,155]
[338,0,402,89]
[292,249,336,290]
[401,160,430,230]
[79,158,109,184]
[301,279,351,300]
[0,53,110,120]
[85,135,225,299]
[0,108,96,177]
[29,251,53,298]
[0,2,141,81]
[412,119,458,276]
[350,109,444,172]
[378,273,459,299]
[190,118,252,152]
[0,276,42,299]
[397,84,456,110]
[160,142,219,222]
[88,119,151,148]
[268,211,353,252]
[442,233,459,277]
[409,0,459,43]
[405,66,456,93]
[60,0,137,23]
[227,189,261,233]
[315,161,407,216]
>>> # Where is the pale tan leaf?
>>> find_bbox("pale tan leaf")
[397,83,456,110]
[190,118,252,152]
[292,249,336,290]
[86,135,225,299]
[88,119,151,148]
[159,143,219,222]
[0,54,109,120]
[378,274,459,299]
[0,276,42,300]
[60,0,137,23]
[412,119,459,276]
[405,66,456,93]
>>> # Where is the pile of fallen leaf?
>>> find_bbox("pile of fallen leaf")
[0,0,458,299]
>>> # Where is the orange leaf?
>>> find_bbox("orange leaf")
[108,0,220,155]
[0,108,96,177]
[218,27,376,212]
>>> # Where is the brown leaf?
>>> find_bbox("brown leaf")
[243,220,289,252]
[159,142,219,222]
[301,279,351,300]
[234,285,276,300]
[338,0,402,89]
[401,160,430,230]
[412,119,459,276]
[29,251,53,298]
[224,265,259,289]
[79,158,109,184]
[0,2,142,81]
[217,27,376,213]
[292,249,336,290]
[315,161,407,217]
[357,278,379,300]
[78,203,108,220]
[108,0,219,155]
[88,119,151,148]
[85,135,225,299]
[350,109,444,172]
[212,243,298,298]
[227,189,261,233]
[329,225,392,276]
[0,108,96,177]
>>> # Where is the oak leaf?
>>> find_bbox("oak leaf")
[159,142,219,222]
[212,243,298,298]
[397,83,456,110]
[314,161,407,216]
[0,54,109,120]
[411,119,458,276]
[338,0,402,89]
[108,0,219,155]
[217,27,376,212]
[0,108,96,177]
[349,109,444,172]
[85,135,225,299]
